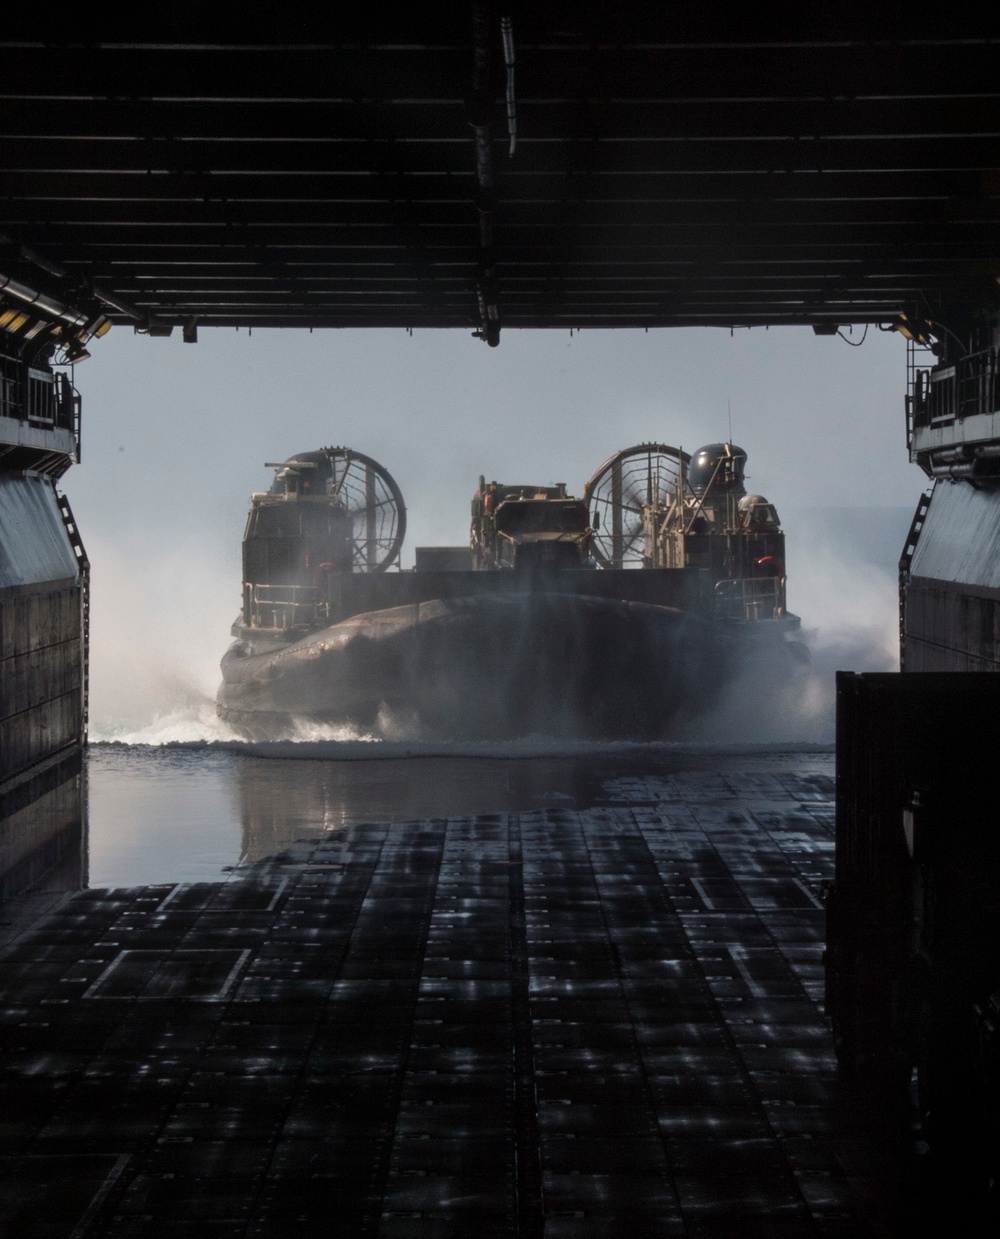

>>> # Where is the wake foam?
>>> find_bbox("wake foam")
[91,700,379,747]
[91,697,242,745]
[90,735,831,761]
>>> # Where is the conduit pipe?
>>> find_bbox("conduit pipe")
[468,0,501,346]
[0,272,94,332]
[928,443,1000,482]
[501,15,516,157]
[1,235,161,332]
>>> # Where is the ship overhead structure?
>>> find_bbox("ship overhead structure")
[2,14,998,345]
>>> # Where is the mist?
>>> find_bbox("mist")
[687,504,915,746]
[658,499,914,746]
[67,326,923,744]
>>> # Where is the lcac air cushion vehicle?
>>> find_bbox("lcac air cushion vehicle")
[217,443,800,740]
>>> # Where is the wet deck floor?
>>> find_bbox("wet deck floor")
[0,751,908,1237]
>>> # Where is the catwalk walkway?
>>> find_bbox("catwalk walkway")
[0,753,906,1236]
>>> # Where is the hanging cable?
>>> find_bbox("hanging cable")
[837,324,869,347]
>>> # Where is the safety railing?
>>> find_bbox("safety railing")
[910,346,1000,432]
[25,368,77,430]
[713,576,786,623]
[1,353,79,438]
[244,582,324,630]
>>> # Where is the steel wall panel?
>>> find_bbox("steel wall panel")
[909,482,1000,592]
[0,476,78,591]
[0,693,81,780]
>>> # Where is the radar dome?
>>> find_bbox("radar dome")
[688,443,747,496]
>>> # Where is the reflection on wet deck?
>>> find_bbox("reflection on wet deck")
[87,744,834,884]
[235,753,611,867]
[1,750,908,1236]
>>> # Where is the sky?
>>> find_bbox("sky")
[61,323,927,736]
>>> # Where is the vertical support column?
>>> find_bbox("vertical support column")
[611,458,623,568]
[365,462,376,571]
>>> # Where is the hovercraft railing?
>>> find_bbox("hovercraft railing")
[245,583,326,631]
[713,577,786,622]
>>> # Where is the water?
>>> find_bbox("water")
[85,740,833,888]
